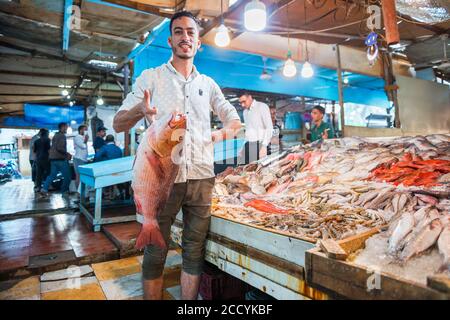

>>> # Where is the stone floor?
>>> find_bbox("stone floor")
[0,179,77,217]
[0,251,186,300]
[0,213,120,278]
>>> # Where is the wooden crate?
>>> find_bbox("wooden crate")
[305,229,450,300]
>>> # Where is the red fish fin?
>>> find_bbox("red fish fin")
[145,151,165,179]
[135,220,167,250]
[134,195,143,214]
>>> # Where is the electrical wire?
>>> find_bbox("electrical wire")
[396,15,443,26]
[266,18,368,34]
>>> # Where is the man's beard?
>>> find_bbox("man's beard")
[172,43,196,59]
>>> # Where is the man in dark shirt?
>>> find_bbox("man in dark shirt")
[95,135,122,162]
[93,126,107,153]
[33,128,51,192]
[95,135,123,201]
[41,122,72,197]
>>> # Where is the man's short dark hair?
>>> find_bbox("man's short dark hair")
[240,92,252,98]
[58,122,67,130]
[39,128,49,137]
[78,125,87,133]
[312,105,325,115]
[169,11,199,35]
[105,134,115,143]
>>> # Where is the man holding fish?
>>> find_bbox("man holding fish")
[113,11,242,300]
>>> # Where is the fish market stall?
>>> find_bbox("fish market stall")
[179,133,450,299]
[169,213,325,300]
[305,227,450,299]
[78,156,135,231]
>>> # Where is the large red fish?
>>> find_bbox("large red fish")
[133,112,187,249]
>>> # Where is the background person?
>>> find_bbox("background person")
[33,128,50,192]
[310,105,335,142]
[95,135,122,162]
[95,134,124,200]
[40,122,72,197]
[73,125,89,189]
[93,126,107,153]
[238,93,273,163]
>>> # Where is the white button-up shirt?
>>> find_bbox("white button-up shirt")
[243,99,273,146]
[118,61,240,183]
[73,134,88,161]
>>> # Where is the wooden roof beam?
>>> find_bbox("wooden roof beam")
[99,0,175,18]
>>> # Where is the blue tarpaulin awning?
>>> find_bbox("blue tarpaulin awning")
[3,104,84,129]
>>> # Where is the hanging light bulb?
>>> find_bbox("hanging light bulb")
[283,52,297,78]
[215,23,230,47]
[69,101,74,107]
[244,0,266,32]
[66,95,71,100]
[61,89,69,96]
[343,78,349,84]
[96,97,104,106]
[300,38,314,79]
[215,1,230,47]
[301,61,314,78]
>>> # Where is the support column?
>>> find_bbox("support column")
[335,44,345,137]
[382,51,401,128]
[62,0,74,52]
[381,0,400,45]
[123,63,131,156]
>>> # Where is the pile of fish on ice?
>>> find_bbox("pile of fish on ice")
[212,134,450,267]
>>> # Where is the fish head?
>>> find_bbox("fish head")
[149,112,187,157]
[168,112,187,131]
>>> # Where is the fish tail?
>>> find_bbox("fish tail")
[135,220,166,250]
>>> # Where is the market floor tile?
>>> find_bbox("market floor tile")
[0,213,119,276]
[165,285,203,300]
[41,281,106,300]
[0,179,77,216]
[40,276,98,294]
[0,253,189,300]
[0,276,40,300]
[99,272,143,300]
[102,221,141,251]
[40,265,94,281]
[92,256,141,281]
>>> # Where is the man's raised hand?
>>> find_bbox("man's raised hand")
[141,89,157,122]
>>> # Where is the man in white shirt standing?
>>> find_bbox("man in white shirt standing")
[113,11,241,300]
[238,93,273,163]
[73,124,89,189]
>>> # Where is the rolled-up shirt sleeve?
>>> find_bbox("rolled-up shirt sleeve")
[118,69,153,112]
[209,79,240,125]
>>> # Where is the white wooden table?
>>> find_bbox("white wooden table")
[78,156,136,231]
